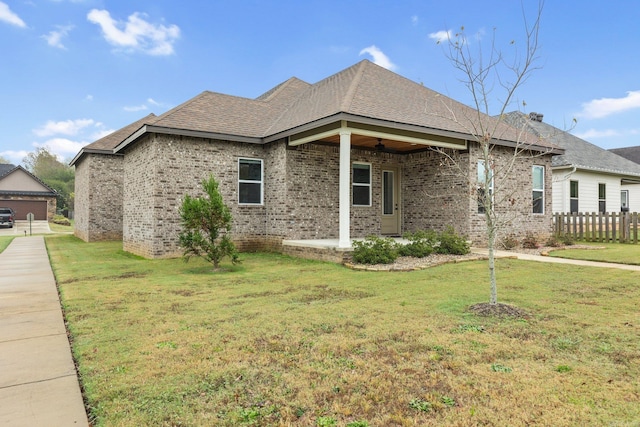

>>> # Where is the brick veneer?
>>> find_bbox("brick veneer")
[74,153,124,241]
[110,134,554,259]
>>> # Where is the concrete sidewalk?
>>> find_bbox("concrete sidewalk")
[0,237,88,426]
[472,248,640,271]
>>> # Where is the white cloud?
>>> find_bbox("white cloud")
[42,25,74,49]
[33,119,95,137]
[85,94,93,101]
[574,128,621,139]
[87,9,180,56]
[0,2,26,28]
[411,15,419,26]
[124,104,148,112]
[579,90,640,119]
[359,45,397,70]
[428,30,452,44]
[0,150,29,165]
[33,138,86,157]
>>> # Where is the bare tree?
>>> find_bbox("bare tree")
[435,1,549,308]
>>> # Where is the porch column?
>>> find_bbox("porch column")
[338,130,351,248]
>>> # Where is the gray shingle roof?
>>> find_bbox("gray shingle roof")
[504,112,640,178]
[0,163,16,178]
[609,146,640,165]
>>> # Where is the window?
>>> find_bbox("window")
[532,165,544,214]
[238,158,263,204]
[598,183,606,213]
[621,190,629,212]
[477,160,493,214]
[570,180,579,213]
[352,163,371,206]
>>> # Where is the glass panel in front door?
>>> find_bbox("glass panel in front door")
[383,171,394,215]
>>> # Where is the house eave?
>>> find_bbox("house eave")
[114,125,265,154]
[70,148,122,166]
[552,164,640,180]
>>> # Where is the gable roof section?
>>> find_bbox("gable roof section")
[504,112,640,178]
[609,146,640,165]
[0,165,57,196]
[70,113,157,166]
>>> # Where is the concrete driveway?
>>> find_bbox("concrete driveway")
[0,221,52,236]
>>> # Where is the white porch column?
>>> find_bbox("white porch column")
[338,130,351,248]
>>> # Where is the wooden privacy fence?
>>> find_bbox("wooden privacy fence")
[554,212,640,243]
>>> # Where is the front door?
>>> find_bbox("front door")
[381,166,401,235]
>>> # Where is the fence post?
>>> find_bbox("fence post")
[634,212,639,244]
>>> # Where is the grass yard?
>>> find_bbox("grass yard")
[46,235,640,426]
[0,236,13,253]
[549,242,640,265]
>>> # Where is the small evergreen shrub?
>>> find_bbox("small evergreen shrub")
[436,226,470,255]
[352,236,399,264]
[51,214,71,226]
[521,232,539,249]
[398,230,437,257]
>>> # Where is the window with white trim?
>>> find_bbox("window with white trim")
[570,180,579,213]
[532,165,544,214]
[352,163,371,206]
[598,183,606,213]
[238,158,263,204]
[477,160,493,214]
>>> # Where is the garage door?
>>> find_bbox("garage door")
[0,200,48,220]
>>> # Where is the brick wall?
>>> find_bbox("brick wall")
[73,153,124,241]
[119,133,554,258]
[402,148,471,236]
[466,144,554,245]
[123,134,278,258]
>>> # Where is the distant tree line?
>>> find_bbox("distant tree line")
[22,148,75,215]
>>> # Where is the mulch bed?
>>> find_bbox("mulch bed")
[468,302,530,319]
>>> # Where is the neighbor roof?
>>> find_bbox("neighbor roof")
[0,165,58,196]
[609,146,640,165]
[0,163,16,178]
[504,112,640,178]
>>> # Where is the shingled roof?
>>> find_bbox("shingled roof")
[609,146,640,165]
[504,111,640,178]
[70,113,157,166]
[76,60,561,157]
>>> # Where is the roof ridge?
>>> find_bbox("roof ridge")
[340,60,369,112]
[255,77,308,102]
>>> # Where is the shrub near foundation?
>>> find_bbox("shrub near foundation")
[352,236,398,264]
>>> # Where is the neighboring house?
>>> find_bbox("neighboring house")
[0,164,58,220]
[505,112,640,213]
[72,60,559,260]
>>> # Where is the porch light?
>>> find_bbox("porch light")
[375,138,385,151]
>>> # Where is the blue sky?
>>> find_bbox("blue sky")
[1,1,639,165]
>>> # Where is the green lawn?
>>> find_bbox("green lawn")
[549,242,640,265]
[46,235,640,426]
[0,236,13,253]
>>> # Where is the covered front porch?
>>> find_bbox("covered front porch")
[276,118,469,249]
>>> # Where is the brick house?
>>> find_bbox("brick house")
[0,164,57,221]
[72,60,560,261]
